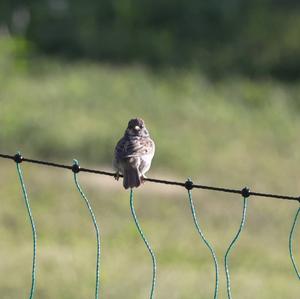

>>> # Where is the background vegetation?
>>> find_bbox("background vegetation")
[1,0,300,79]
[0,1,300,298]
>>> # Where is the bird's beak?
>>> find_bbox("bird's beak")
[134,125,140,131]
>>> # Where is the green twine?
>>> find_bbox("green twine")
[187,189,219,299]
[224,197,248,299]
[73,160,101,299]
[129,189,156,299]
[16,161,37,299]
[289,205,300,280]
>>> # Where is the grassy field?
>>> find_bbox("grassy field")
[0,43,300,298]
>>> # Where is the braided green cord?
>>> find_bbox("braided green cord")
[224,197,248,299]
[73,160,101,299]
[289,205,300,280]
[129,189,156,299]
[16,162,37,299]
[187,189,219,299]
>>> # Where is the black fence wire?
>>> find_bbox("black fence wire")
[0,152,299,299]
[1,153,300,201]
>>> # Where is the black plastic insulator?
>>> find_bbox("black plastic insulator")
[184,179,194,190]
[14,153,23,163]
[241,187,250,198]
[72,163,80,173]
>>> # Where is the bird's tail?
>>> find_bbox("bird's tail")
[123,167,141,189]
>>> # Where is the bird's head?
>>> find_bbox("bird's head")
[126,118,149,137]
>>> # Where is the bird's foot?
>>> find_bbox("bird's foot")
[114,172,120,181]
[141,174,147,184]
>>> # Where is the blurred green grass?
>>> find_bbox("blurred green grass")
[0,39,300,298]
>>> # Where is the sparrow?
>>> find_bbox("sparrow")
[113,118,155,189]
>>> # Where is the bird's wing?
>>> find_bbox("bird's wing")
[115,137,154,159]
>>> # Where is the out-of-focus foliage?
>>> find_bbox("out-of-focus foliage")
[1,0,300,79]
[0,36,31,75]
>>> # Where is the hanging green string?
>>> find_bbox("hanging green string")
[224,197,248,299]
[186,188,219,299]
[73,160,101,299]
[129,189,156,299]
[15,157,37,299]
[289,205,300,280]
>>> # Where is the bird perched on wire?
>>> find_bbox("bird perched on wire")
[113,118,155,189]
